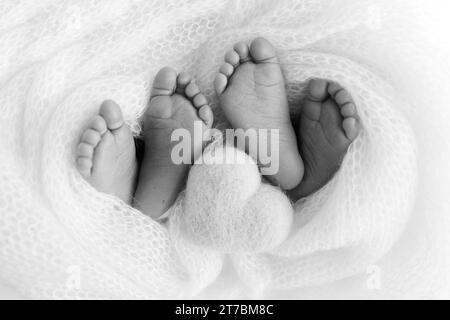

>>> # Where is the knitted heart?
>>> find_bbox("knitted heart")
[181,145,293,253]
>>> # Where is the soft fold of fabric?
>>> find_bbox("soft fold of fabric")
[0,0,449,299]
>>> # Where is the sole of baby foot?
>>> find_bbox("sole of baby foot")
[76,100,138,204]
[214,37,304,190]
[288,79,361,201]
[133,67,213,219]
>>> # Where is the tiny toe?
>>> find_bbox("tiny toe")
[343,117,359,141]
[89,115,107,135]
[198,105,213,127]
[308,79,329,102]
[327,82,344,99]
[176,72,191,93]
[77,157,93,176]
[328,82,354,108]
[225,50,240,67]
[219,63,234,77]
[340,103,357,117]
[77,143,94,158]
[249,37,278,63]
[151,66,177,98]
[193,93,208,108]
[233,42,250,62]
[214,73,228,96]
[333,87,353,107]
[185,82,200,99]
[99,100,124,131]
[81,129,101,146]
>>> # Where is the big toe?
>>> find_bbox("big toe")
[99,100,124,131]
[249,37,278,63]
[147,67,179,119]
[151,66,177,97]
[308,79,329,102]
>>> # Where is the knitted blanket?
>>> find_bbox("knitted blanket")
[0,0,448,299]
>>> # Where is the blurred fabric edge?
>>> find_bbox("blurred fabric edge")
[0,284,24,300]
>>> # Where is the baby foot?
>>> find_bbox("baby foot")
[76,100,138,204]
[215,37,304,190]
[134,67,213,219]
[288,79,361,201]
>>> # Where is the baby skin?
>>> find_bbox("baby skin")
[215,37,360,200]
[76,67,213,219]
[288,79,360,200]
[76,37,360,218]
[215,37,304,190]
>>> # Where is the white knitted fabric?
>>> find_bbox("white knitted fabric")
[0,0,449,299]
